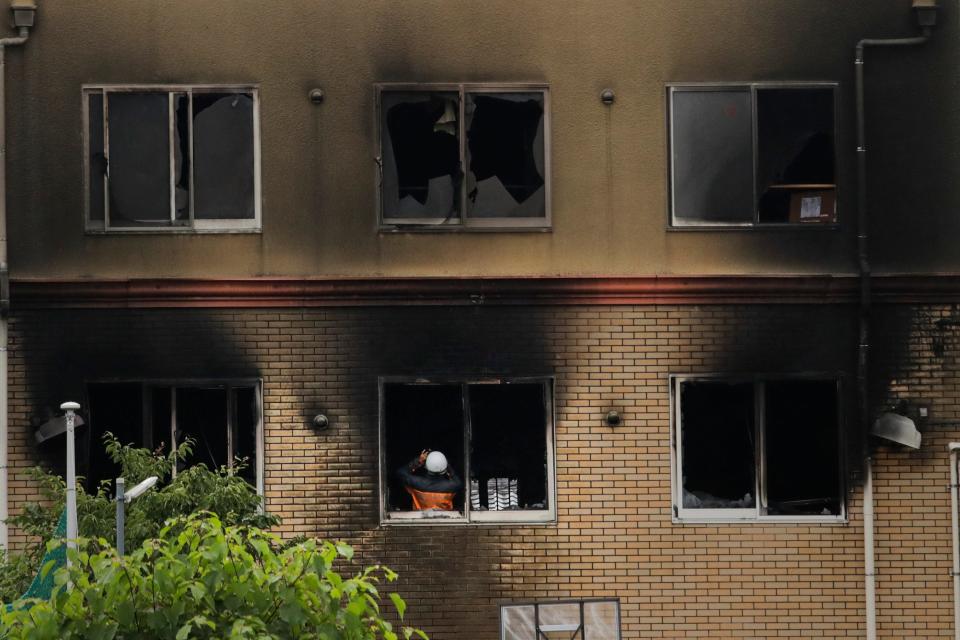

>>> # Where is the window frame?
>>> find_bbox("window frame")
[666,81,840,230]
[82,84,262,234]
[83,378,265,497]
[500,598,622,640]
[374,83,552,232]
[669,373,846,524]
[377,375,557,525]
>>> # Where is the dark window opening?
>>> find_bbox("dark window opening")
[193,92,256,220]
[381,92,461,221]
[757,88,835,224]
[83,381,260,492]
[381,378,553,522]
[382,384,465,513]
[764,380,841,516]
[679,381,756,509]
[675,377,842,519]
[469,383,547,510]
[465,92,546,219]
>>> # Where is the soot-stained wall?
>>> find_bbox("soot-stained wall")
[11,303,934,639]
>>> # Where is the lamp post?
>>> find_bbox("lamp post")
[115,475,158,555]
[59,402,80,560]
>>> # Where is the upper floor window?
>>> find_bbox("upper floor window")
[668,83,837,227]
[671,375,844,522]
[379,377,555,524]
[376,84,550,230]
[84,86,261,232]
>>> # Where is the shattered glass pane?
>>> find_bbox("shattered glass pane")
[173,93,190,220]
[679,381,756,509]
[465,92,545,219]
[671,89,753,224]
[757,88,836,223]
[193,92,256,219]
[381,91,461,221]
[87,92,105,221]
[106,92,171,225]
[468,383,548,511]
[584,601,621,640]
[764,380,841,515]
[501,605,536,640]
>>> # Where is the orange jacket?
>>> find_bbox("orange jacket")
[397,456,462,511]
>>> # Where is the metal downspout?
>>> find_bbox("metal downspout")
[855,29,930,640]
[0,26,30,552]
[949,443,960,640]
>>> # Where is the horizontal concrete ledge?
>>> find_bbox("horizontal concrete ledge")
[9,274,960,309]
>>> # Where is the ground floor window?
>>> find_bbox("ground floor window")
[501,599,621,640]
[84,380,262,493]
[379,377,554,523]
[672,375,843,522]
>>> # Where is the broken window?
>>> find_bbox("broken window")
[84,86,260,232]
[82,380,262,493]
[380,378,554,523]
[669,84,836,227]
[378,84,549,229]
[672,376,843,521]
[501,600,621,640]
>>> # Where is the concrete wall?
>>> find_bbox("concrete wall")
[8,302,959,638]
[6,0,959,279]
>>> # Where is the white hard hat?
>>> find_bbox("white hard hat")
[425,451,448,474]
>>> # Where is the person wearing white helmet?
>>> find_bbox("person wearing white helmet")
[396,448,461,511]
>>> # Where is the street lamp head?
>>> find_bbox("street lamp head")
[124,476,159,502]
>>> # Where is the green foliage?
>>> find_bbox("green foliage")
[0,433,276,603]
[0,513,425,640]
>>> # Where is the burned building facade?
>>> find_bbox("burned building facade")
[3,1,960,638]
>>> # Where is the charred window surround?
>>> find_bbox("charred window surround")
[83,379,264,496]
[83,85,261,233]
[670,374,845,523]
[378,377,556,524]
[376,83,550,231]
[668,83,838,229]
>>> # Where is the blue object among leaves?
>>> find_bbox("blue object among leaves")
[3,510,67,612]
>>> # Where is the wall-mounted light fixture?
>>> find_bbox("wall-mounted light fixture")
[312,413,330,430]
[308,88,324,104]
[600,89,615,106]
[604,410,621,427]
[10,1,36,29]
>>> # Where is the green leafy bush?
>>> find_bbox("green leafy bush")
[0,512,425,640]
[1,434,276,602]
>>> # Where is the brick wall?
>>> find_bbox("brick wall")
[6,303,958,638]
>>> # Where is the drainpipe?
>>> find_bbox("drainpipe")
[0,0,36,552]
[855,3,937,638]
[949,443,960,640]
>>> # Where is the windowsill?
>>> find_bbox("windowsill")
[85,226,262,236]
[672,515,848,525]
[382,510,556,526]
[667,223,840,232]
[379,224,551,234]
